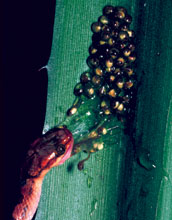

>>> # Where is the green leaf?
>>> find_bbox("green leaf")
[35,1,172,220]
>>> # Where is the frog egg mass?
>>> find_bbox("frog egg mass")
[68,6,136,120]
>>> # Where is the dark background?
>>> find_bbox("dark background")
[2,0,56,219]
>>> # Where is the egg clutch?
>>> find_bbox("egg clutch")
[65,6,137,168]
[67,5,136,120]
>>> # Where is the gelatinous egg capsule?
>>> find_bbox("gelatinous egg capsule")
[108,38,116,46]
[118,31,129,41]
[67,107,78,116]
[116,57,125,67]
[100,100,108,108]
[105,73,116,84]
[117,103,124,111]
[111,29,119,38]
[124,68,133,76]
[111,99,120,110]
[124,14,132,24]
[128,43,135,52]
[98,85,107,96]
[109,48,119,59]
[118,42,127,50]
[116,78,125,89]
[127,30,135,38]
[125,80,134,89]
[100,100,111,115]
[99,40,106,45]
[101,24,111,32]
[95,67,104,76]
[98,15,109,25]
[108,88,118,98]
[101,32,111,41]
[91,75,103,87]
[112,20,120,29]
[80,71,91,84]
[105,58,114,68]
[91,22,102,33]
[123,48,131,57]
[120,24,129,31]
[84,84,95,98]
[128,53,136,62]
[114,6,127,19]
[89,45,98,55]
[103,5,114,17]
[74,83,83,96]
[87,56,99,68]
[114,68,124,76]
[93,142,104,150]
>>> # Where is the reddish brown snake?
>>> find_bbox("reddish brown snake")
[12,127,74,220]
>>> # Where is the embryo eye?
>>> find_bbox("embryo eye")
[56,144,66,156]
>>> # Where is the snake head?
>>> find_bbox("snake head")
[52,126,74,165]
[21,126,74,179]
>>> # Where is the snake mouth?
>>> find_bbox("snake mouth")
[58,127,74,165]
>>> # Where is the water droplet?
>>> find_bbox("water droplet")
[86,111,91,116]
[81,168,88,175]
[89,199,98,216]
[87,176,93,188]
[137,148,156,170]
[144,3,147,7]
[162,169,171,182]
